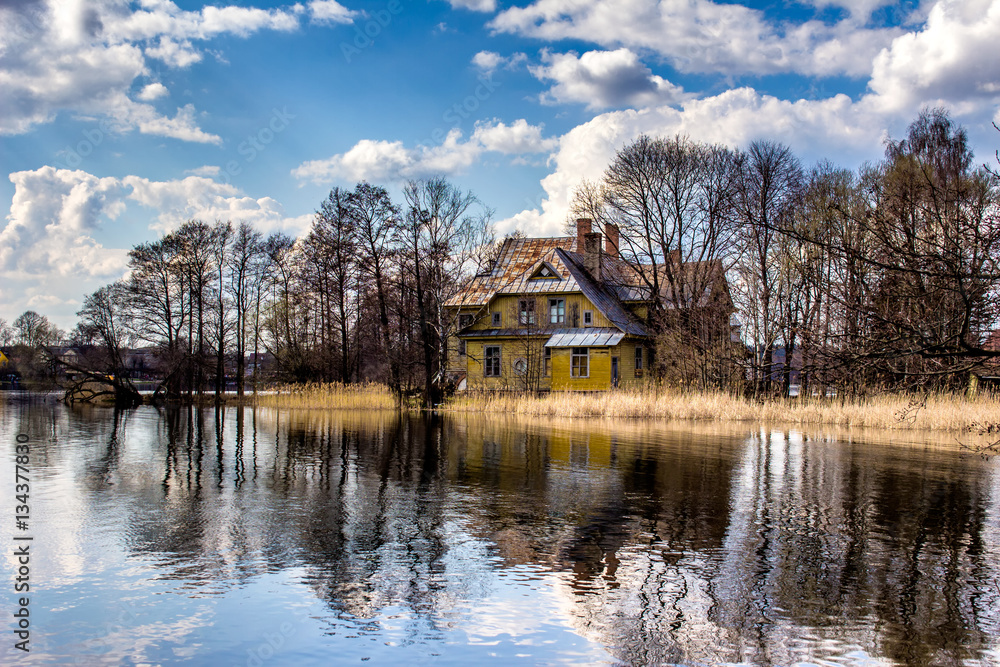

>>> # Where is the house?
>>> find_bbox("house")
[444,219,733,391]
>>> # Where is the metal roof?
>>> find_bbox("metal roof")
[544,329,625,347]
[554,249,648,336]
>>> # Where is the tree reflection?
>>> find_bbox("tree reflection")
[26,403,998,666]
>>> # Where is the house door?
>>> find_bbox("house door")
[611,357,619,388]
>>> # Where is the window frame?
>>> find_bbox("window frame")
[491,312,502,327]
[484,345,501,377]
[544,347,551,376]
[583,310,593,326]
[549,298,566,324]
[513,357,528,375]
[571,347,589,378]
[518,299,536,325]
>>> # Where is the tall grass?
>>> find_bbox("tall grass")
[444,387,1000,432]
[249,381,1000,434]
[253,382,401,411]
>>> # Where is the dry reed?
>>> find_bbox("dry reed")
[253,382,400,411]
[444,387,1000,432]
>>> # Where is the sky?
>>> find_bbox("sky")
[1,0,999,331]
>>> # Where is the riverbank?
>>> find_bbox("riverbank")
[252,382,401,411]
[444,387,1000,433]
[37,381,1000,438]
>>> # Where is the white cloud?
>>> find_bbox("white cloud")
[1,166,311,278]
[0,0,307,140]
[472,118,558,154]
[1,166,128,279]
[121,174,310,236]
[472,50,504,72]
[144,36,203,67]
[471,50,528,74]
[184,165,221,177]
[308,0,358,25]
[805,0,894,22]
[137,82,169,101]
[489,0,902,77]
[866,0,1000,113]
[531,48,686,109]
[497,88,889,237]
[292,120,557,184]
[447,0,498,12]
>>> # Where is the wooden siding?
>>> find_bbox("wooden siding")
[463,338,553,391]
[462,294,614,331]
[457,338,651,391]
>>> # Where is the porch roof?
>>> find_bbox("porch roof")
[544,329,624,347]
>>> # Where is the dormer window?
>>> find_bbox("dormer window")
[529,262,560,280]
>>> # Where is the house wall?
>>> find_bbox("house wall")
[470,294,614,330]
[460,338,651,391]
[464,338,553,391]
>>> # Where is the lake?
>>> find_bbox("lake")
[2,398,999,666]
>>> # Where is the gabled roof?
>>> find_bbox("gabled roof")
[555,249,647,336]
[446,236,582,308]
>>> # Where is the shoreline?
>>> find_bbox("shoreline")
[15,383,1000,435]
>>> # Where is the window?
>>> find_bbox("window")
[583,310,593,326]
[513,358,527,375]
[491,312,502,327]
[459,340,466,356]
[571,347,589,378]
[518,299,535,325]
[544,347,551,376]
[484,346,501,377]
[531,263,559,280]
[458,314,473,329]
[634,345,643,377]
[549,298,565,324]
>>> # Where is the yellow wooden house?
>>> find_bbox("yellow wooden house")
[445,219,655,391]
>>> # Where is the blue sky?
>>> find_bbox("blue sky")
[1,0,999,330]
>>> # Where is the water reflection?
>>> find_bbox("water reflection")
[1,401,998,666]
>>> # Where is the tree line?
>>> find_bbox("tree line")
[3,108,997,402]
[575,108,1000,396]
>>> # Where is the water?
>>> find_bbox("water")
[1,399,999,666]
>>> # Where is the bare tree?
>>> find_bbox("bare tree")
[574,134,741,388]
[349,182,401,391]
[210,220,234,400]
[67,282,142,407]
[732,140,804,395]
[402,177,493,404]
[227,221,265,397]
[0,318,13,346]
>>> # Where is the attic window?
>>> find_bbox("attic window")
[529,262,559,280]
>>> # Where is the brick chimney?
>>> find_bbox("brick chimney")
[605,223,619,258]
[584,232,602,280]
[575,218,592,252]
